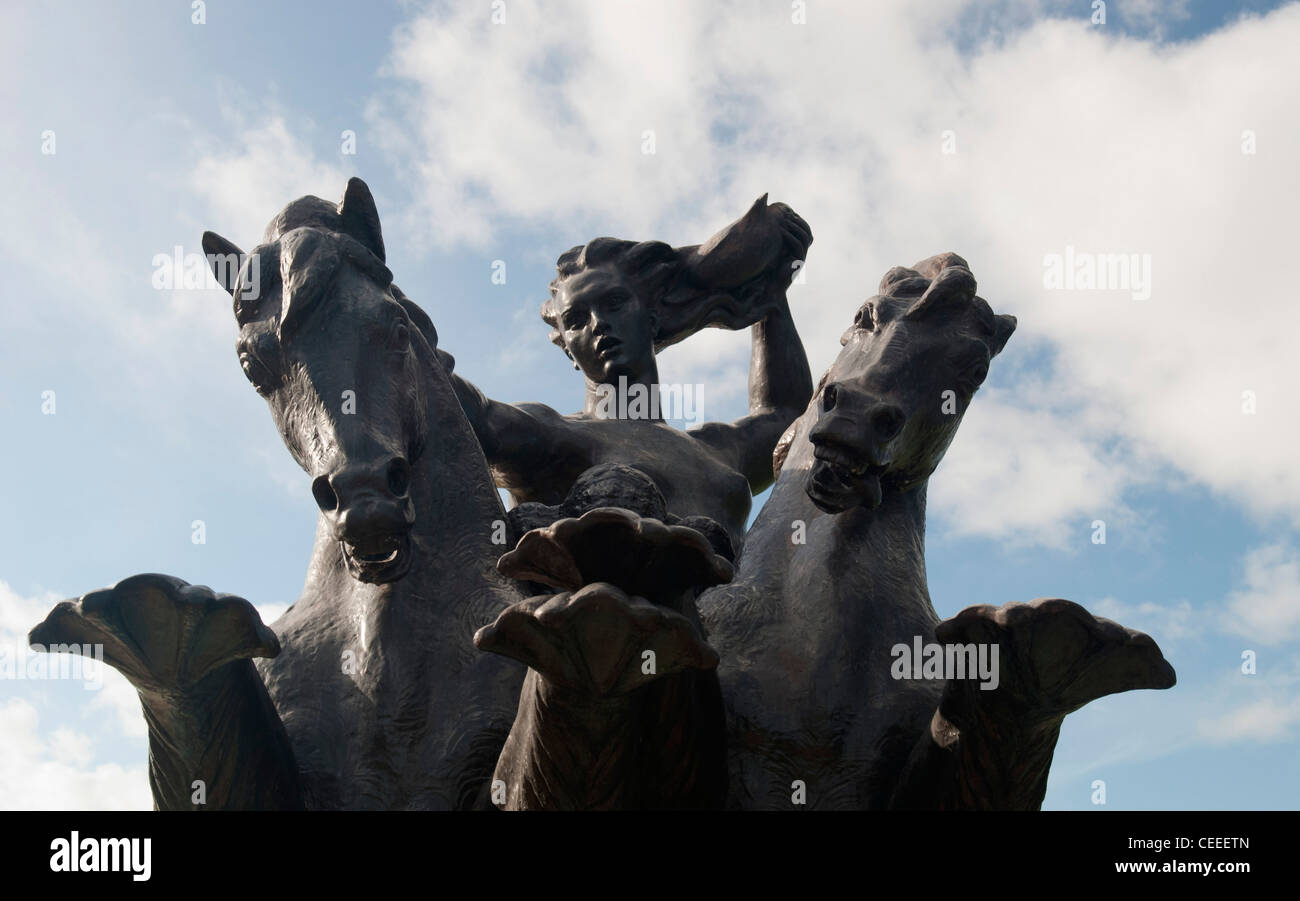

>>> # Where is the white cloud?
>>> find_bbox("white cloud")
[0,699,150,811]
[49,726,94,768]
[254,603,290,628]
[1092,596,1198,643]
[0,581,58,644]
[657,328,752,419]
[1192,656,1300,746]
[1048,548,1300,777]
[191,115,352,250]
[1085,539,1300,660]
[1196,694,1300,744]
[96,670,148,740]
[1,581,150,796]
[1114,0,1193,37]
[929,387,1137,549]
[1,577,295,810]
[1222,543,1300,645]
[368,1,738,247]
[364,0,1300,546]
[1051,661,1300,786]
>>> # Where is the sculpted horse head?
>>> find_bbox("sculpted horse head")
[202,179,446,584]
[710,255,1171,810]
[797,252,1016,514]
[27,178,524,811]
[700,252,1019,808]
[201,178,524,809]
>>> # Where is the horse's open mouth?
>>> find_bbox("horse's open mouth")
[807,446,888,513]
[341,532,412,583]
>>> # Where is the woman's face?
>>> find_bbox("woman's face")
[555,265,656,383]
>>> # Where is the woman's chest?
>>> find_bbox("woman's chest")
[579,421,751,529]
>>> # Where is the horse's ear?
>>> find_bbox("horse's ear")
[910,252,969,280]
[991,313,1017,356]
[202,231,244,296]
[904,266,976,320]
[337,177,385,263]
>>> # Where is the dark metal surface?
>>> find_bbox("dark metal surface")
[28,185,1174,811]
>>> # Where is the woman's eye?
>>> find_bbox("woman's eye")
[855,305,875,330]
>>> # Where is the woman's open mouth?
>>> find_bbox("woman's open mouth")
[594,337,623,360]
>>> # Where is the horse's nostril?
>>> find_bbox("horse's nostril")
[822,383,838,412]
[312,476,339,513]
[387,458,411,497]
[871,405,905,441]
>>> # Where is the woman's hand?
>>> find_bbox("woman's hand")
[770,201,813,267]
[689,195,811,288]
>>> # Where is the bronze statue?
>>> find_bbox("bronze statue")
[442,195,814,551]
[27,180,1176,812]
[475,466,731,809]
[698,254,1176,809]
[29,574,303,809]
[35,180,528,809]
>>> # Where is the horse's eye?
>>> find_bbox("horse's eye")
[239,353,276,395]
[959,360,989,392]
[389,321,410,353]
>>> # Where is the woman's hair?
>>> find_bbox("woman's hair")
[541,238,679,352]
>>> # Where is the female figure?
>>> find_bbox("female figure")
[447,196,814,550]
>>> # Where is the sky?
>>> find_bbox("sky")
[1,0,1297,810]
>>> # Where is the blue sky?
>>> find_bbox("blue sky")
[1,0,1297,809]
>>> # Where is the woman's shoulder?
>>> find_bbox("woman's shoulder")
[513,401,565,421]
